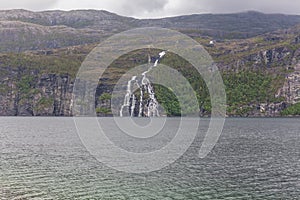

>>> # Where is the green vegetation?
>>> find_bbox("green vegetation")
[36,97,54,112]
[96,46,292,116]
[0,29,298,116]
[96,107,111,115]
[96,93,112,115]
[281,103,300,116]
[0,47,89,78]
[154,85,181,116]
[99,93,112,101]
[2,10,300,116]
[17,75,35,94]
[2,10,300,53]
[0,84,9,93]
[152,70,285,116]
[223,71,280,114]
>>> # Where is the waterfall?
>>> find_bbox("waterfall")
[120,51,166,117]
[120,76,137,117]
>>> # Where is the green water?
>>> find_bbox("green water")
[0,118,299,199]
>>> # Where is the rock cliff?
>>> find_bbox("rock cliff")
[0,67,73,116]
[1,10,300,116]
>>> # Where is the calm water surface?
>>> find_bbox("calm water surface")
[0,117,299,199]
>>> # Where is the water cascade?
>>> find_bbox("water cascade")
[120,51,166,117]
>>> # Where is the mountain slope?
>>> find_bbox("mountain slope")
[0,20,104,52]
[0,9,136,30]
[1,10,300,53]
[1,10,300,116]
[139,11,300,39]
[1,24,300,116]
[0,9,136,52]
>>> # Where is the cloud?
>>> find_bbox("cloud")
[0,0,58,11]
[122,0,168,14]
[52,0,169,17]
[140,0,300,18]
[51,0,208,18]
[128,0,209,18]
[200,0,300,14]
[53,0,300,18]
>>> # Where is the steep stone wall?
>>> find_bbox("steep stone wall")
[1,45,300,116]
[276,62,300,104]
[0,67,73,116]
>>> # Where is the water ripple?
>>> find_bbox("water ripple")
[0,118,299,199]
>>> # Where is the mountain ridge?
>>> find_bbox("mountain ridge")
[1,9,300,116]
[1,9,300,52]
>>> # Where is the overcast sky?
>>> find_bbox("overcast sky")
[0,0,300,18]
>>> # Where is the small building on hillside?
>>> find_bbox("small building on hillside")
[208,40,215,47]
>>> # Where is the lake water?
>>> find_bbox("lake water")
[0,118,299,199]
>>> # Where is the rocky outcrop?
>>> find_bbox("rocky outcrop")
[36,74,73,116]
[1,20,300,116]
[247,47,291,67]
[257,102,288,117]
[276,63,300,104]
[0,67,73,116]
[213,39,300,116]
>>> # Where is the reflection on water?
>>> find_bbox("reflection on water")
[0,118,299,199]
